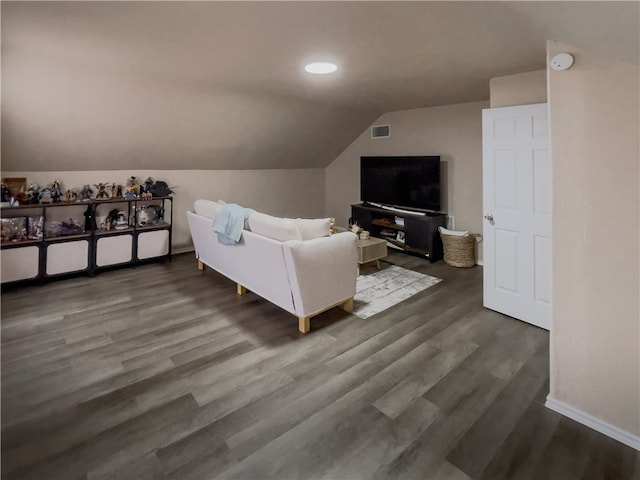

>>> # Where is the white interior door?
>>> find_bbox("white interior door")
[482,103,551,330]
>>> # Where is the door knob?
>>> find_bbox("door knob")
[484,214,494,221]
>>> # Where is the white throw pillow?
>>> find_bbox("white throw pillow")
[294,218,332,241]
[248,212,302,242]
[438,226,469,237]
[194,199,222,220]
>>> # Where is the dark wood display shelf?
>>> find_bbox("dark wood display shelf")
[93,195,173,205]
[2,196,173,285]
[1,239,41,248]
[95,227,135,236]
[351,203,446,262]
[371,219,405,230]
[137,222,171,231]
[45,233,91,242]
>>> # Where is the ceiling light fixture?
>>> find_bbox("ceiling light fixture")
[304,62,338,74]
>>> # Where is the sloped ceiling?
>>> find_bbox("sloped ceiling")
[2,1,638,171]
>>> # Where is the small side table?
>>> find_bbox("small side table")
[356,237,388,275]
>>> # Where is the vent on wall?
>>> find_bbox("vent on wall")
[371,124,390,139]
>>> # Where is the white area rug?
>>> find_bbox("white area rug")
[352,264,442,319]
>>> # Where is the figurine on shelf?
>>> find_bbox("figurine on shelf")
[28,216,44,239]
[114,211,128,230]
[141,191,153,200]
[62,218,83,234]
[147,204,164,224]
[94,182,110,199]
[148,180,174,197]
[83,205,96,231]
[0,183,11,203]
[143,177,154,195]
[64,189,79,202]
[16,226,28,242]
[124,176,138,199]
[51,180,63,203]
[105,209,119,231]
[137,205,149,226]
[25,184,40,204]
[39,187,52,204]
[80,185,93,201]
[115,184,123,198]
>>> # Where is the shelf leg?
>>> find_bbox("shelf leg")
[197,260,204,271]
[237,283,247,295]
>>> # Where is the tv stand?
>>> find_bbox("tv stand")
[378,205,426,216]
[351,203,446,262]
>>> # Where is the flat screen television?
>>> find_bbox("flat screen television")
[360,156,441,212]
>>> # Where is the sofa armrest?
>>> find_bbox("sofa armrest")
[282,232,358,318]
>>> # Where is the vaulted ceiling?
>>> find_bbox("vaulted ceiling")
[2,1,638,171]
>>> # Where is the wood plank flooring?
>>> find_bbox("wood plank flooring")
[2,252,638,479]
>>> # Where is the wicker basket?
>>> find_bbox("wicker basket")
[441,232,478,268]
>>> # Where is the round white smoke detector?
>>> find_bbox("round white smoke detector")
[550,53,574,71]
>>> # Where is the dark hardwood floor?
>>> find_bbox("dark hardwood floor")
[2,252,638,479]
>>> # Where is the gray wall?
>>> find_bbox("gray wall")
[489,69,547,107]
[325,101,487,262]
[2,169,326,251]
[547,41,639,440]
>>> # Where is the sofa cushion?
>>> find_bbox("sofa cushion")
[294,218,332,241]
[194,200,223,219]
[248,212,302,242]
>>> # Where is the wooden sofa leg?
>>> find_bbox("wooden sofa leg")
[197,260,204,271]
[298,316,310,334]
[342,298,354,313]
[237,283,247,295]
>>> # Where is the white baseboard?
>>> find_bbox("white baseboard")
[172,246,195,255]
[545,395,640,451]
[476,259,483,266]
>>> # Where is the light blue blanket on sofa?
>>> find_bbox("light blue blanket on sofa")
[212,203,255,245]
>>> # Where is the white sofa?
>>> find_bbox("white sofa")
[186,200,358,333]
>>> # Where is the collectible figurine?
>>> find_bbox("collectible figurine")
[51,180,63,203]
[83,205,96,231]
[144,177,154,195]
[1,183,12,203]
[137,205,149,226]
[115,184,123,197]
[25,184,40,204]
[61,218,83,234]
[28,216,44,239]
[80,185,93,201]
[64,189,79,202]
[106,209,119,230]
[39,187,52,204]
[147,204,164,224]
[114,211,128,230]
[16,226,28,242]
[124,176,138,199]
[148,180,174,197]
[94,182,110,199]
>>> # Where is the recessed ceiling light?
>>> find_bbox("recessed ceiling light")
[304,62,338,74]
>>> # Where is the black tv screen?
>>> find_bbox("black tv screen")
[360,156,441,212]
